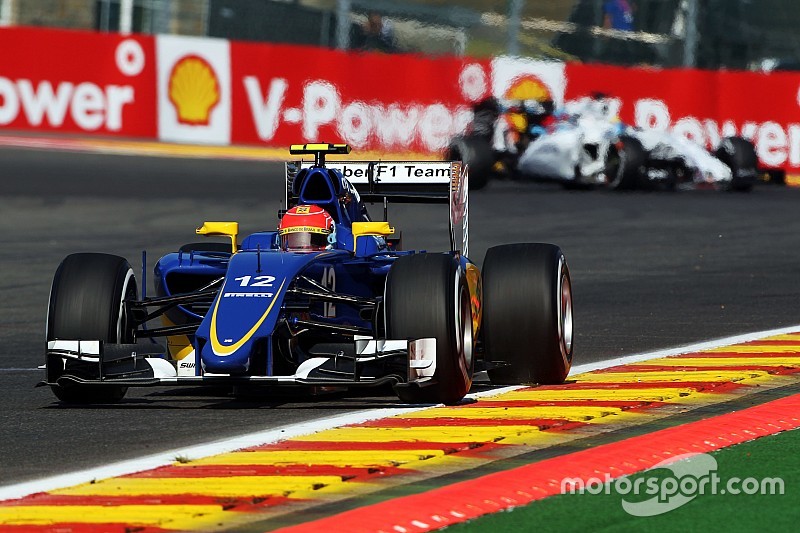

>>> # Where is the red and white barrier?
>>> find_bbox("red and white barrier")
[2,26,799,172]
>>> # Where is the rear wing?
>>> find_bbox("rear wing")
[285,144,469,256]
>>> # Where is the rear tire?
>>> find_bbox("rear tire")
[716,136,757,192]
[482,244,573,385]
[46,253,137,403]
[446,135,495,191]
[385,254,474,404]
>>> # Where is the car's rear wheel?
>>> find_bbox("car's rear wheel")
[716,136,758,192]
[482,244,573,385]
[446,135,495,191]
[385,254,474,405]
[46,253,137,403]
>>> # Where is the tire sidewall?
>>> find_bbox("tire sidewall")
[482,244,573,385]
[46,253,136,403]
[448,136,493,190]
[48,253,136,345]
[613,135,647,190]
[385,254,474,404]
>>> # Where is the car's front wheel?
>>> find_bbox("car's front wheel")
[46,253,137,403]
[385,254,474,405]
[608,136,646,190]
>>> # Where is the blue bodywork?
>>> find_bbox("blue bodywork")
[152,161,421,380]
[42,143,482,406]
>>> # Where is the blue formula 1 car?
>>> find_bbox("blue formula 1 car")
[42,144,574,405]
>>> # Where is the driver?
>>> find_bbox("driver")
[278,204,335,251]
[522,98,556,133]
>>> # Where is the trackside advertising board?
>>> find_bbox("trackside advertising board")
[2,27,800,172]
[0,27,156,137]
[229,41,486,152]
[157,35,231,145]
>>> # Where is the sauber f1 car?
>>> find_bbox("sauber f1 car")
[41,144,574,405]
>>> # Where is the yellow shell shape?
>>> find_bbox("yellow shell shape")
[504,75,551,102]
[168,56,221,126]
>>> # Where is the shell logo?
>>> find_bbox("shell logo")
[168,55,221,126]
[503,74,553,102]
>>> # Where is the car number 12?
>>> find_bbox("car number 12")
[234,275,276,287]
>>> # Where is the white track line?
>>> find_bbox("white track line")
[0,406,430,501]
[3,324,799,501]
[568,324,800,375]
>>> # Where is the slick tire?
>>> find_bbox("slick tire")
[46,253,137,403]
[609,135,647,190]
[482,244,573,385]
[385,254,474,405]
[446,135,494,191]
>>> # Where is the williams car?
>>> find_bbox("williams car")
[448,95,760,191]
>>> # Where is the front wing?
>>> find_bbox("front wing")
[41,337,437,390]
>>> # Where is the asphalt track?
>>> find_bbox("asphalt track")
[2,143,800,489]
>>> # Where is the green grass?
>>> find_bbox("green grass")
[446,428,799,532]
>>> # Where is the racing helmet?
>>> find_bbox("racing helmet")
[279,205,335,251]
[523,98,554,124]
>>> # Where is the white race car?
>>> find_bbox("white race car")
[448,95,758,192]
[516,96,629,189]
